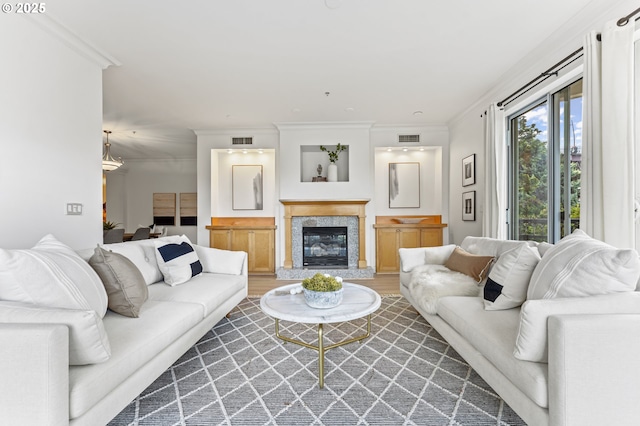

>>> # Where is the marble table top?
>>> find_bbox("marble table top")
[260,282,381,324]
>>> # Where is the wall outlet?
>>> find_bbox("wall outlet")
[66,203,83,215]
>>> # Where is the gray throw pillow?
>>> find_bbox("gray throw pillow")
[89,246,148,317]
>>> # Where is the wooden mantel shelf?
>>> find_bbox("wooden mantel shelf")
[280,199,370,205]
[279,199,370,269]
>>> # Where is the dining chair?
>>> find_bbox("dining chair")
[103,228,125,244]
[130,227,151,241]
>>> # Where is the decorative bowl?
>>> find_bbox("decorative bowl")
[303,287,344,309]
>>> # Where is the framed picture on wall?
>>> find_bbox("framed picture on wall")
[389,162,420,208]
[462,154,476,187]
[462,191,476,221]
[232,165,264,210]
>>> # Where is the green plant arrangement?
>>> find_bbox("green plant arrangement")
[302,273,343,292]
[103,220,121,230]
[320,143,347,164]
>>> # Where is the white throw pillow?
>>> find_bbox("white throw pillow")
[193,245,246,275]
[154,239,203,286]
[0,300,111,365]
[484,245,540,310]
[399,248,427,272]
[527,229,640,300]
[424,244,457,265]
[0,234,108,317]
[514,292,640,362]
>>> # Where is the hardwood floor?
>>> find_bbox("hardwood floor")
[248,273,401,297]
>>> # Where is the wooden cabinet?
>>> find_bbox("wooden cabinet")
[374,216,447,274]
[206,217,276,274]
[375,227,422,273]
[230,229,275,274]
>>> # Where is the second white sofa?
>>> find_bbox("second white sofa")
[400,233,640,426]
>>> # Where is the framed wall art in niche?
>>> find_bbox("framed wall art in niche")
[462,154,476,187]
[462,191,476,221]
[232,165,263,210]
[389,162,420,208]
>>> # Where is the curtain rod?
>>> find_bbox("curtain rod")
[497,6,640,108]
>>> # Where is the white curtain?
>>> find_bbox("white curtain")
[482,103,507,239]
[581,20,635,249]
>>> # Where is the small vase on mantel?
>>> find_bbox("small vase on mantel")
[327,163,338,182]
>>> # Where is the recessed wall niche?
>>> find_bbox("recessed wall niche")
[300,145,350,182]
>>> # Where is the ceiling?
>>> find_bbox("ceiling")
[50,0,600,160]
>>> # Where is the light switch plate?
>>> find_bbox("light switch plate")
[66,203,83,215]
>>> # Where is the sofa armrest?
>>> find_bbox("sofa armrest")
[194,244,248,276]
[0,323,69,425]
[548,314,640,426]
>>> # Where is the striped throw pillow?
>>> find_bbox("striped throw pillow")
[154,240,203,286]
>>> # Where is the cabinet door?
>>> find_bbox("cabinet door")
[398,228,421,249]
[420,228,443,247]
[250,229,275,273]
[230,229,250,254]
[376,228,401,273]
[209,230,231,250]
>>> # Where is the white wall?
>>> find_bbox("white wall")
[105,159,198,242]
[0,17,106,249]
[196,128,280,245]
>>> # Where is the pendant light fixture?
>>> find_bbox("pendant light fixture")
[102,130,123,171]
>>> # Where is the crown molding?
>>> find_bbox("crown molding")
[273,121,375,130]
[28,14,120,69]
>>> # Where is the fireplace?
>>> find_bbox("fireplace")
[303,226,348,268]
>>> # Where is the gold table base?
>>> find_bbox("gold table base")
[274,315,372,388]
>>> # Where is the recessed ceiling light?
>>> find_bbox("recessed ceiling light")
[413,111,423,116]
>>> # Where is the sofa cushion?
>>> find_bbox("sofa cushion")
[444,247,494,282]
[0,301,111,365]
[527,230,640,300]
[514,292,640,362]
[154,240,203,286]
[460,236,532,258]
[100,239,164,285]
[484,245,540,310]
[68,300,202,419]
[147,272,246,317]
[437,297,549,408]
[89,246,149,317]
[194,244,246,275]
[0,234,108,317]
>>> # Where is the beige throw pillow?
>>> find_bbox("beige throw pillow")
[89,246,148,317]
[444,247,494,282]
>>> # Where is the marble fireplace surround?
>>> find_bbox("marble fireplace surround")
[280,199,370,270]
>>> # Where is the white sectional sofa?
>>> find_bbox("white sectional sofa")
[400,233,640,426]
[0,235,248,426]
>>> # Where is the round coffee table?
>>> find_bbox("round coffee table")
[260,282,381,388]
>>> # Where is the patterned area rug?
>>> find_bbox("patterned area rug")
[109,297,526,425]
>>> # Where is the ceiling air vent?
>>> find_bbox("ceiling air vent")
[398,134,420,143]
[231,137,253,145]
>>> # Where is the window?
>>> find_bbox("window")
[508,79,582,243]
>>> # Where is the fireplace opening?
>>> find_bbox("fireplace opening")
[303,226,348,268]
